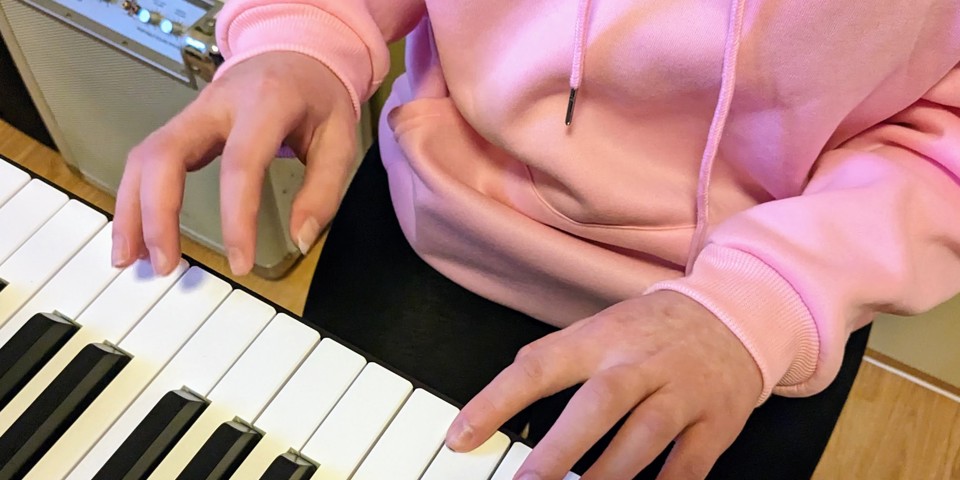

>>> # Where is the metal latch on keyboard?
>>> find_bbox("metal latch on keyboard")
[181,8,224,84]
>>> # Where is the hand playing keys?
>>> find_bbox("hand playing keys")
[447,291,763,480]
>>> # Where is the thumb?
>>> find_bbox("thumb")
[290,119,359,255]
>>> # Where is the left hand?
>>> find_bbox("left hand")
[445,290,763,480]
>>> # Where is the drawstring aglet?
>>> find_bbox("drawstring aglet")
[565,88,578,126]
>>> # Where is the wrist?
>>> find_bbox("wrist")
[645,245,819,405]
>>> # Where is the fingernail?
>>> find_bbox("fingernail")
[448,420,474,451]
[228,247,247,276]
[296,217,321,255]
[112,235,130,267]
[517,473,541,480]
[149,248,169,275]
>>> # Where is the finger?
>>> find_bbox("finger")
[447,332,592,453]
[138,149,186,275]
[289,114,357,255]
[135,102,225,275]
[219,111,288,275]
[656,422,731,480]
[582,388,690,480]
[519,364,660,480]
[112,158,146,267]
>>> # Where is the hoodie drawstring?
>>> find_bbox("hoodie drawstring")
[566,0,747,274]
[685,0,747,274]
[566,0,592,126]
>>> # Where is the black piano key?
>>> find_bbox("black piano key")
[0,278,7,293]
[0,342,130,480]
[0,312,78,409]
[260,451,317,480]
[176,420,262,480]
[94,388,208,480]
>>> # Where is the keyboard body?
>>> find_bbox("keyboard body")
[0,154,579,479]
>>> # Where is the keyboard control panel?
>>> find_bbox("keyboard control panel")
[14,0,219,85]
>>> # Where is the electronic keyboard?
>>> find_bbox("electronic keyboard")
[0,153,580,480]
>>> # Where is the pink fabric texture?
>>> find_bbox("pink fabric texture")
[214,0,960,404]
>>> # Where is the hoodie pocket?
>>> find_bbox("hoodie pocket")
[520,135,700,232]
[385,93,698,272]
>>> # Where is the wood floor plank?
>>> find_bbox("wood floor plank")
[814,360,960,479]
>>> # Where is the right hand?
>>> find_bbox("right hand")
[111,51,359,276]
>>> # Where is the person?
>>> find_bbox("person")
[109,1,960,478]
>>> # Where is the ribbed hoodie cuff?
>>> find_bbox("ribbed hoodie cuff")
[215,3,369,119]
[645,245,820,405]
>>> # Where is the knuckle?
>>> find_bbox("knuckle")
[196,81,240,117]
[514,352,547,385]
[129,134,180,168]
[640,405,685,438]
[140,194,180,223]
[249,72,285,98]
[126,143,150,165]
[219,156,259,182]
[677,454,713,479]
[640,410,671,437]
[195,83,221,104]
[581,378,624,407]
[707,416,746,445]
[514,343,536,362]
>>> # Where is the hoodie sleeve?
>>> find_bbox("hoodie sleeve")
[212,0,426,119]
[646,65,960,405]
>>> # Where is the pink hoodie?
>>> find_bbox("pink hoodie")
[214,0,960,404]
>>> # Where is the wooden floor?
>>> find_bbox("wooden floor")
[2,120,958,479]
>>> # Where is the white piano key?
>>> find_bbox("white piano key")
[68,290,275,479]
[0,222,120,353]
[302,363,413,480]
[421,431,511,480]
[24,266,232,480]
[490,442,532,480]
[352,388,459,480]
[0,201,107,328]
[488,442,581,480]
[0,158,29,207]
[230,338,366,478]
[0,179,68,265]
[0,258,188,437]
[146,313,320,479]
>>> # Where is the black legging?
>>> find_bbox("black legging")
[302,145,871,479]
